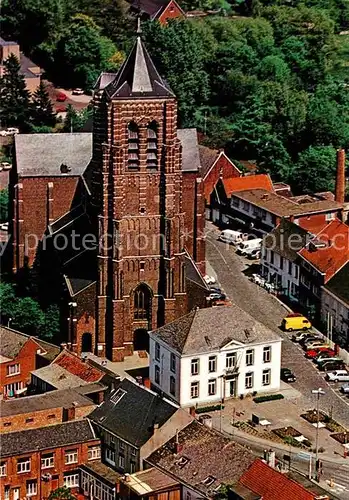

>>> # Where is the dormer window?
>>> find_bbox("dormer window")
[147,122,158,170]
[128,122,139,170]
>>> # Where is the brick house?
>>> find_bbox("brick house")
[0,419,100,500]
[10,30,207,361]
[130,0,185,23]
[89,378,193,474]
[0,326,59,398]
[0,37,41,93]
[0,388,97,433]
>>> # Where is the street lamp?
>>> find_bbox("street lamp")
[311,388,325,480]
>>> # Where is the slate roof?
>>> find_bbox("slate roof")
[31,364,90,390]
[325,261,349,306]
[81,461,121,486]
[263,218,309,262]
[184,252,208,290]
[238,459,317,500]
[151,305,281,355]
[0,419,96,458]
[53,350,104,383]
[131,0,182,19]
[0,388,94,417]
[299,219,349,282]
[0,326,59,361]
[125,468,179,494]
[147,420,255,496]
[198,145,219,177]
[89,378,178,447]
[105,36,174,99]
[15,133,92,177]
[177,128,200,172]
[233,189,342,217]
[223,175,274,196]
[94,72,117,91]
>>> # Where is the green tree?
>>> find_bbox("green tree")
[12,297,45,336]
[0,281,17,319]
[40,304,60,340]
[0,188,9,223]
[32,81,56,127]
[0,54,31,130]
[293,145,338,193]
[48,487,77,500]
[63,104,92,132]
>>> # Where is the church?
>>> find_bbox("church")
[9,29,208,361]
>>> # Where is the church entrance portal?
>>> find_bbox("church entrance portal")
[133,329,149,352]
[81,332,93,353]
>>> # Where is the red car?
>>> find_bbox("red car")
[306,348,335,359]
[56,92,67,102]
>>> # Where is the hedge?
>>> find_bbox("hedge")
[253,394,284,403]
[196,404,225,414]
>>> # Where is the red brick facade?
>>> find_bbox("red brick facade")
[203,152,241,204]
[158,0,185,23]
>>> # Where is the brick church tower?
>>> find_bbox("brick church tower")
[90,29,190,361]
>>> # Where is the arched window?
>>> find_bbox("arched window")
[128,122,139,170]
[147,121,158,170]
[134,284,152,320]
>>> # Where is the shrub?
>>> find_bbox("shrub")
[253,394,284,403]
[196,404,224,414]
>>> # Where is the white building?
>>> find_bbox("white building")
[261,218,309,301]
[148,305,282,407]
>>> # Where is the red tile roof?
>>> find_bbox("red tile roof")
[53,351,103,383]
[299,219,349,282]
[222,174,274,195]
[239,460,316,500]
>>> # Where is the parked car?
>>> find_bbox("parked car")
[0,162,12,170]
[72,88,84,95]
[318,360,345,372]
[292,331,314,343]
[340,383,349,394]
[281,368,296,383]
[218,229,243,245]
[6,127,19,135]
[305,341,331,351]
[209,286,222,293]
[208,292,226,301]
[326,370,349,382]
[204,275,216,285]
[313,350,336,362]
[300,335,323,346]
[315,355,341,365]
[306,347,334,359]
[246,247,261,260]
[282,314,312,332]
[56,92,67,102]
[0,222,9,231]
[236,238,262,256]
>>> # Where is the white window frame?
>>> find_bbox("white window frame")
[26,480,37,496]
[4,381,23,396]
[6,363,20,376]
[0,462,6,477]
[65,449,78,465]
[208,355,217,373]
[245,349,254,366]
[245,372,254,389]
[262,369,271,386]
[41,454,54,469]
[226,352,236,369]
[190,381,199,399]
[208,379,216,396]
[118,454,125,469]
[88,446,101,461]
[64,473,79,488]
[17,457,31,473]
[191,358,199,376]
[105,447,116,465]
[263,346,272,363]
[325,212,335,221]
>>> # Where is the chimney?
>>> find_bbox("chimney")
[267,449,276,468]
[153,422,159,434]
[174,429,183,454]
[335,149,346,204]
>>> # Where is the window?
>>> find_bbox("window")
[119,440,125,451]
[262,369,271,386]
[25,418,34,423]
[88,446,101,461]
[301,274,311,289]
[170,353,176,373]
[127,122,139,169]
[4,486,10,500]
[191,358,199,376]
[130,461,136,473]
[17,457,30,473]
[270,251,274,265]
[41,453,54,469]
[245,372,254,389]
[26,480,37,496]
[326,212,335,221]
[246,349,254,366]
[134,284,151,320]
[47,414,56,420]
[190,381,199,399]
[288,261,293,275]
[3,422,11,427]
[186,492,191,500]
[170,376,176,396]
[208,355,217,373]
[0,462,6,476]
[202,476,216,487]
[65,449,78,465]
[155,342,160,361]
[147,122,158,169]
[208,379,216,396]
[232,197,240,208]
[263,346,271,363]
[6,363,20,376]
[155,365,160,384]
[105,448,115,465]
[280,257,284,270]
[64,473,79,488]
[226,352,236,369]
[118,454,125,469]
[4,381,23,396]
[242,201,249,212]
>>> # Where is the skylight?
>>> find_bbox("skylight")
[202,476,216,487]
[110,388,126,405]
[176,456,189,468]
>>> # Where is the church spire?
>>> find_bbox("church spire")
[105,20,174,99]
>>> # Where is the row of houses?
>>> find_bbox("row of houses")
[0,326,333,500]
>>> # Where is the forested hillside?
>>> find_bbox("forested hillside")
[1,0,349,192]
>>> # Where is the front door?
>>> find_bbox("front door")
[13,488,20,500]
[229,380,236,397]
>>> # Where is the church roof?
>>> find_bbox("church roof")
[104,35,174,99]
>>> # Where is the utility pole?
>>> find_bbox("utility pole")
[311,388,325,481]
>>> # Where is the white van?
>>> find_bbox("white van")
[219,229,243,245]
[326,370,349,382]
[236,238,262,255]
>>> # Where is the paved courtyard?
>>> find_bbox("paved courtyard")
[205,222,349,428]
